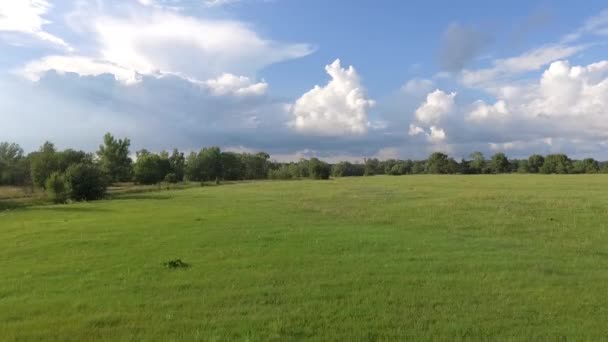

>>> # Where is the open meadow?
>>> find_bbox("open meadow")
[2,175,608,340]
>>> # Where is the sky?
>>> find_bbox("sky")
[1,0,608,161]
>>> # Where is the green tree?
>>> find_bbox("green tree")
[97,133,132,183]
[168,149,185,181]
[517,159,530,173]
[45,172,68,203]
[540,154,572,174]
[0,142,29,185]
[133,150,170,184]
[469,152,486,174]
[527,154,545,173]
[426,152,450,174]
[573,158,600,174]
[490,153,510,173]
[64,163,107,201]
[221,152,243,181]
[29,142,59,188]
[309,158,331,179]
[186,147,224,182]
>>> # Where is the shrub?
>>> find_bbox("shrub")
[268,165,293,180]
[164,173,179,183]
[45,172,68,203]
[309,158,331,180]
[64,163,107,201]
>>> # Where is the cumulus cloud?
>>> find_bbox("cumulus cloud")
[290,59,375,136]
[408,90,455,147]
[468,100,508,121]
[0,0,71,49]
[414,89,456,125]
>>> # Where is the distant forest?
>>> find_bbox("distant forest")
[1,133,607,202]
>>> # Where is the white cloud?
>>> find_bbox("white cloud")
[20,7,313,87]
[468,99,508,121]
[204,0,241,7]
[21,55,141,84]
[290,59,375,136]
[414,89,456,125]
[562,9,608,43]
[0,0,71,49]
[464,59,608,149]
[205,73,268,96]
[461,44,584,87]
[428,126,447,143]
[402,78,434,96]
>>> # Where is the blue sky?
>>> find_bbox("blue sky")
[1,0,608,160]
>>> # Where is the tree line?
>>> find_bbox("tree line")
[1,134,607,203]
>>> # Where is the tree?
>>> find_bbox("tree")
[29,142,59,188]
[64,163,107,201]
[309,158,331,179]
[573,158,600,174]
[490,153,510,173]
[364,158,382,176]
[168,149,185,181]
[185,147,223,182]
[45,172,68,203]
[517,159,529,173]
[469,152,486,174]
[97,133,132,183]
[426,152,450,174]
[332,161,365,177]
[0,142,29,185]
[133,150,170,184]
[527,154,545,173]
[240,152,270,180]
[411,161,426,174]
[540,154,572,174]
[221,152,243,181]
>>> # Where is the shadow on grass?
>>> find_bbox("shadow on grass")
[109,194,172,201]
[0,200,26,211]
[29,206,111,213]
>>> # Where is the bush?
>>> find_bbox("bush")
[164,173,179,183]
[309,158,331,180]
[45,172,68,203]
[64,163,107,201]
[268,165,293,180]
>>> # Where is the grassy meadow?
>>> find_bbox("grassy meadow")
[2,175,608,340]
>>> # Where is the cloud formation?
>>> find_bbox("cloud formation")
[290,59,375,136]
[0,0,71,49]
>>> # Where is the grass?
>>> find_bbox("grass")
[2,175,608,340]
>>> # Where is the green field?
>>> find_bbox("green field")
[2,175,608,340]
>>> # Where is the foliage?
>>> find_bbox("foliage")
[332,161,365,177]
[425,152,452,174]
[133,150,171,185]
[45,172,68,203]
[97,133,132,183]
[0,142,29,185]
[309,158,331,179]
[540,154,572,174]
[63,162,107,201]
[527,154,545,173]
[490,153,510,173]
[29,142,59,188]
